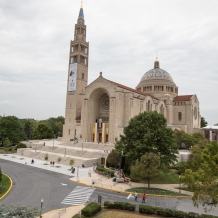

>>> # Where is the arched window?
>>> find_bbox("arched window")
[178,112,182,121]
[68,129,70,135]
[147,100,150,112]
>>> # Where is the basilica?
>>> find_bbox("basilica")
[62,5,201,143]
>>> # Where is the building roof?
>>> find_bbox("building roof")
[173,95,193,102]
[78,7,84,18]
[106,79,158,100]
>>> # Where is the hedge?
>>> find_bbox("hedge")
[104,201,135,211]
[96,165,114,177]
[81,202,101,217]
[139,205,217,218]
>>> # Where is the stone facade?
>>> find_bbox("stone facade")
[63,6,201,143]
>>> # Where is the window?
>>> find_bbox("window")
[68,129,70,135]
[178,112,182,121]
[82,73,84,80]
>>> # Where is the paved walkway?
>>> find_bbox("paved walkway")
[0,139,193,218]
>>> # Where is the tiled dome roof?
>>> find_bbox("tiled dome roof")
[140,68,174,83]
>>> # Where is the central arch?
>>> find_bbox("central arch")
[87,88,110,143]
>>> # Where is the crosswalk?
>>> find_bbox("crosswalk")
[61,186,95,206]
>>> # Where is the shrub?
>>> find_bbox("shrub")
[81,202,101,217]
[16,143,27,149]
[96,165,114,177]
[104,201,114,209]
[139,205,156,214]
[104,201,135,211]
[155,207,173,217]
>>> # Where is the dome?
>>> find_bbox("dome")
[140,68,174,84]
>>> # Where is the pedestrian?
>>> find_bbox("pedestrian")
[88,169,92,177]
[92,180,95,188]
[142,193,146,203]
[53,161,55,167]
[134,191,138,201]
[31,159,34,164]
[50,161,52,166]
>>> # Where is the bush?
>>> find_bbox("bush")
[16,143,27,149]
[104,201,135,211]
[139,205,155,214]
[81,202,101,217]
[104,201,114,209]
[96,165,114,177]
[155,207,173,217]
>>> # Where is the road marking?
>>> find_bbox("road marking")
[61,186,95,206]
[61,183,68,186]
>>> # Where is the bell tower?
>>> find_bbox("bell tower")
[63,3,89,140]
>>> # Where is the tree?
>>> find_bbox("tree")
[69,159,75,169]
[3,137,10,152]
[0,116,24,144]
[130,153,160,189]
[0,204,39,217]
[33,123,54,139]
[57,157,61,166]
[182,141,218,210]
[174,130,194,149]
[201,117,208,128]
[106,149,119,168]
[44,153,49,164]
[115,111,178,171]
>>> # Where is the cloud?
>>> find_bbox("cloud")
[0,0,217,125]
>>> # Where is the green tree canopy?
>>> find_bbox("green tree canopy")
[33,123,54,139]
[39,116,64,137]
[130,152,161,189]
[106,149,119,168]
[182,141,218,210]
[201,117,208,128]
[0,116,24,144]
[115,111,178,170]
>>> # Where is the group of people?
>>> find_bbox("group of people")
[50,161,55,166]
[134,191,146,203]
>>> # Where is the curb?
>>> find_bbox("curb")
[0,173,13,200]
[70,180,192,199]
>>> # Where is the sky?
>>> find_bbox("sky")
[0,0,217,125]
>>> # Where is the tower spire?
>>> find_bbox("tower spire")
[78,0,84,18]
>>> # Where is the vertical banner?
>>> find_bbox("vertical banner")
[68,63,77,92]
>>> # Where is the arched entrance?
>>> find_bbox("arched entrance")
[87,88,110,143]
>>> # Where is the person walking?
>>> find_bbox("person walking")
[134,191,138,201]
[92,180,95,188]
[142,193,146,203]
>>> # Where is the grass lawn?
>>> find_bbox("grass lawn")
[0,174,11,198]
[130,170,180,184]
[93,209,161,218]
[125,187,188,196]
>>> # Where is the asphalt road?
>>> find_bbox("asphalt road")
[0,159,80,213]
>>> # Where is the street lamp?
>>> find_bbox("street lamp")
[53,135,56,148]
[77,166,79,181]
[40,198,44,218]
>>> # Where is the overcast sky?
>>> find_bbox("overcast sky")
[0,0,217,125]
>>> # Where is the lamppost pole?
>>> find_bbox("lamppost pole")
[77,166,79,181]
[82,142,83,151]
[64,148,66,157]
[179,176,181,193]
[40,198,44,218]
